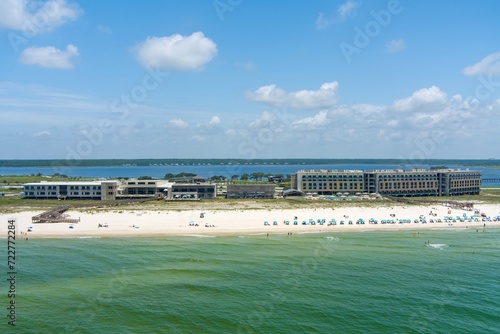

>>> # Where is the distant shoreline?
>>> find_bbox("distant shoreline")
[0,158,499,168]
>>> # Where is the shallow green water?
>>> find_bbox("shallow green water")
[2,229,499,333]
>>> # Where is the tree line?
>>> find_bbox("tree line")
[148,172,292,182]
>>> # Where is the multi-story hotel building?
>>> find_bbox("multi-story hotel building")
[291,170,365,195]
[23,181,119,200]
[364,169,440,196]
[121,180,172,197]
[439,170,481,196]
[291,169,481,197]
[23,179,217,200]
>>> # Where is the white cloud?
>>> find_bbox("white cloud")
[316,0,359,30]
[316,13,335,30]
[32,130,50,138]
[19,44,79,69]
[247,81,339,109]
[338,0,359,18]
[393,86,447,112]
[249,111,276,128]
[168,118,188,129]
[225,129,238,136]
[0,0,82,34]
[386,38,405,53]
[292,110,329,129]
[208,116,221,126]
[134,31,217,71]
[463,52,500,76]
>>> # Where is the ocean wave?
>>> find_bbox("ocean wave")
[427,243,448,249]
[326,236,340,241]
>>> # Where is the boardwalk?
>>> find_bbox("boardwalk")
[32,206,80,224]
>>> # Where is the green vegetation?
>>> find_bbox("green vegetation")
[138,176,154,180]
[164,172,197,179]
[0,173,92,185]
[2,188,499,215]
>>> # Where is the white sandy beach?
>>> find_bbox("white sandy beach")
[2,203,500,238]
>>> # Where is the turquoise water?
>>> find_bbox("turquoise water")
[2,229,500,333]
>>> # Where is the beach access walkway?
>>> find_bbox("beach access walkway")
[31,205,80,224]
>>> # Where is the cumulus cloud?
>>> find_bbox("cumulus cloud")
[0,0,82,34]
[19,44,79,69]
[392,86,447,112]
[292,110,330,129]
[134,31,217,71]
[168,118,188,129]
[248,111,276,128]
[208,116,221,126]
[463,52,500,76]
[247,81,339,109]
[242,84,485,148]
[386,38,405,53]
[316,0,359,30]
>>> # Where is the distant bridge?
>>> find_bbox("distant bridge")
[482,178,500,183]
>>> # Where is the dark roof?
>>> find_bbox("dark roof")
[283,189,304,196]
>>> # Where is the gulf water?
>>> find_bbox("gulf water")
[2,229,500,333]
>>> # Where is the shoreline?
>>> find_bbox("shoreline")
[2,203,499,239]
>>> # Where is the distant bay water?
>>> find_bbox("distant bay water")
[3,230,500,333]
[1,162,500,185]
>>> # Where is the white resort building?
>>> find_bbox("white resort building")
[23,181,119,200]
[23,179,217,201]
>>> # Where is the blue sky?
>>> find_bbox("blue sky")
[1,0,499,160]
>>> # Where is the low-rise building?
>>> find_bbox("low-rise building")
[226,184,275,199]
[168,184,216,200]
[121,179,172,197]
[23,181,120,200]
